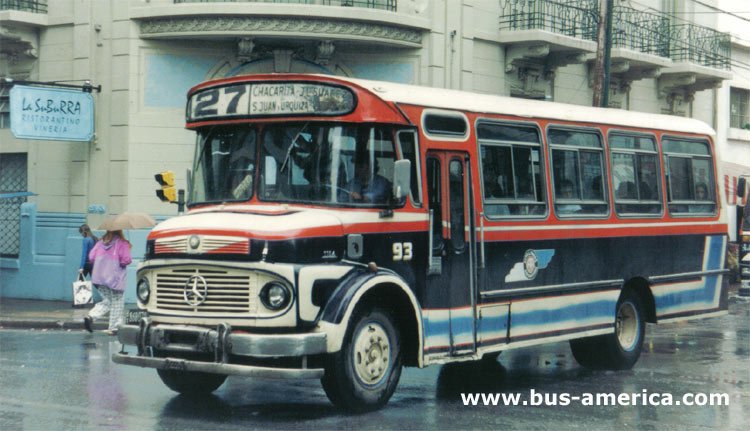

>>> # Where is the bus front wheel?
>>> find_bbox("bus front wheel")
[570,289,645,370]
[321,308,403,412]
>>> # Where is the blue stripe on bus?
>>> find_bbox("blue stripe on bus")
[423,298,615,346]
[654,235,724,313]
[422,235,726,350]
[510,299,614,329]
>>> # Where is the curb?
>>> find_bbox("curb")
[0,319,109,331]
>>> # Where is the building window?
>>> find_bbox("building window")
[730,87,749,129]
[0,85,10,129]
[0,153,28,257]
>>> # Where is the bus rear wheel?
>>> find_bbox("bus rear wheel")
[570,289,645,370]
[157,369,227,396]
[321,308,403,412]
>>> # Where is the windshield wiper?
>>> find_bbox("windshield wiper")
[280,122,309,173]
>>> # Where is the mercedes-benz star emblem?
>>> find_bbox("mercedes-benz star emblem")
[188,235,201,250]
[184,274,208,306]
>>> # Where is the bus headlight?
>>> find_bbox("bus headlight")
[136,278,150,303]
[260,282,291,310]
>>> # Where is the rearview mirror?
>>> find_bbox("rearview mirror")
[392,159,411,201]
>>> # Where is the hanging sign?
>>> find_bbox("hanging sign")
[10,85,94,142]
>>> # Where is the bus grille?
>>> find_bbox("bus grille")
[154,267,257,314]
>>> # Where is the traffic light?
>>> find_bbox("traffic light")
[155,171,176,202]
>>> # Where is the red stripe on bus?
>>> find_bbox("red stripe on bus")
[480,223,727,241]
[149,221,430,241]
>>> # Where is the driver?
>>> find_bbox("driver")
[347,157,390,204]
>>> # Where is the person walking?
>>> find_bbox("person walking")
[83,230,132,335]
[78,224,98,277]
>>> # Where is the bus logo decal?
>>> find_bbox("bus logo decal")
[505,249,555,282]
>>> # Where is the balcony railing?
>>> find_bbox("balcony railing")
[611,5,669,58]
[669,23,730,70]
[0,0,47,13]
[173,0,397,12]
[499,0,599,42]
[500,0,730,70]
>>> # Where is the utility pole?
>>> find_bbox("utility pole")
[592,0,614,107]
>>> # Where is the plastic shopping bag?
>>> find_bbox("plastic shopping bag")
[72,273,93,306]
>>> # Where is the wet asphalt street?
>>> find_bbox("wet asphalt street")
[0,297,748,430]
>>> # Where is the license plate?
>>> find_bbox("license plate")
[163,358,187,371]
[126,309,148,324]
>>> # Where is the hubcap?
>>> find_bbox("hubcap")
[352,322,390,385]
[616,301,639,351]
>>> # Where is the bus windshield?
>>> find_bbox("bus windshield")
[191,126,258,204]
[258,122,396,207]
[191,122,398,207]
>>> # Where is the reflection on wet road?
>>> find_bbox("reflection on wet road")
[0,298,748,430]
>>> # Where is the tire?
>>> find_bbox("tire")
[321,308,403,412]
[569,336,602,368]
[157,369,227,396]
[570,289,645,370]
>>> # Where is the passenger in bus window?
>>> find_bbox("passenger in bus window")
[556,179,582,214]
[690,183,714,213]
[617,181,637,200]
[347,157,390,204]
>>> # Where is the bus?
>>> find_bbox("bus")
[738,176,750,296]
[113,74,729,412]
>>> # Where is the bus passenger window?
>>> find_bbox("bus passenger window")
[477,122,546,218]
[663,138,716,215]
[549,128,608,217]
[609,134,662,215]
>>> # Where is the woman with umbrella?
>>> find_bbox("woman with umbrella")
[83,212,154,335]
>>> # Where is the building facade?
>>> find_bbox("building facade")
[0,0,746,301]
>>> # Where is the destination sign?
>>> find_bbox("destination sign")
[187,82,355,121]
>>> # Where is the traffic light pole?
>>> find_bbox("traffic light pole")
[177,189,185,214]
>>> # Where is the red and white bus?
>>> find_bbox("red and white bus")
[113,74,729,411]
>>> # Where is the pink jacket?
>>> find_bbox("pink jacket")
[88,238,132,291]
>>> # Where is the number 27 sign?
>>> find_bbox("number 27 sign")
[187,83,354,121]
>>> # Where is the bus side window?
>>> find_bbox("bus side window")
[609,133,662,215]
[477,121,546,217]
[426,157,443,251]
[663,138,716,215]
[549,128,608,217]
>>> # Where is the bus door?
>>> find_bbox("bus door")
[426,151,477,356]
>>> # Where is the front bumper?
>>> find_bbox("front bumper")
[111,319,327,379]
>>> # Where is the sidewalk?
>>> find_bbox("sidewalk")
[0,298,136,331]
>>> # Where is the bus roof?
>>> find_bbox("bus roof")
[331,75,716,137]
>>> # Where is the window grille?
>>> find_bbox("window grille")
[0,153,28,257]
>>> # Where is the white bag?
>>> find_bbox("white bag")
[72,273,93,306]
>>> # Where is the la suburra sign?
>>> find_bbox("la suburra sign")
[10,85,94,142]
[188,82,355,121]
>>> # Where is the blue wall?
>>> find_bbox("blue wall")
[0,203,151,303]
[145,54,219,108]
